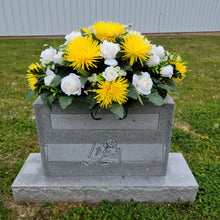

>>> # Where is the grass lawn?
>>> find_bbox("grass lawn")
[0,35,219,219]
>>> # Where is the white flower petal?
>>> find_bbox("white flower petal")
[147,54,160,67]
[40,47,57,67]
[152,45,165,58]
[160,65,173,78]
[132,72,153,95]
[100,40,120,66]
[54,51,63,64]
[65,31,81,42]
[104,59,118,66]
[61,73,82,96]
[44,69,56,86]
[103,66,119,81]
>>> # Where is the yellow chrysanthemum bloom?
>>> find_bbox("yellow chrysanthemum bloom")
[171,61,187,82]
[65,36,101,70]
[27,63,42,73]
[26,63,42,90]
[93,21,125,42]
[27,73,38,90]
[172,61,187,74]
[120,34,152,66]
[93,78,129,109]
[172,77,182,83]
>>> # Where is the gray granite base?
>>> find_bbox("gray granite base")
[12,153,198,204]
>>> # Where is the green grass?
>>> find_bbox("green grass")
[0,36,220,219]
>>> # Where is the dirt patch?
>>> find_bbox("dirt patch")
[174,121,191,131]
[6,199,38,219]
[4,197,104,219]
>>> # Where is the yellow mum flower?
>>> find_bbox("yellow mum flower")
[93,78,129,109]
[26,63,42,90]
[93,21,125,42]
[172,77,182,83]
[171,61,187,82]
[27,63,42,73]
[65,36,101,70]
[120,34,152,66]
[171,61,187,74]
[27,73,38,90]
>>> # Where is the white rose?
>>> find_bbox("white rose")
[100,40,120,66]
[54,50,63,64]
[132,72,153,95]
[152,45,165,58]
[103,66,118,81]
[146,54,160,67]
[40,47,57,67]
[160,65,174,78]
[44,69,56,86]
[65,31,81,43]
[61,73,82,96]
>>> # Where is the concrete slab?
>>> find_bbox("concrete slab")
[12,153,198,204]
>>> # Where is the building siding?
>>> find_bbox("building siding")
[0,0,219,36]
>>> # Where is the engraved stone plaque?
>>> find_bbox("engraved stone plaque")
[33,95,175,177]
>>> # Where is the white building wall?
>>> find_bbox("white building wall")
[0,0,219,36]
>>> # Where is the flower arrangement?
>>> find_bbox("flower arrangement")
[27,21,187,118]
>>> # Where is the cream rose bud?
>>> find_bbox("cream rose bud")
[160,65,174,78]
[44,69,56,86]
[132,72,153,95]
[65,31,81,43]
[146,54,160,67]
[61,73,82,96]
[103,67,118,81]
[54,50,63,64]
[100,40,120,66]
[40,47,57,67]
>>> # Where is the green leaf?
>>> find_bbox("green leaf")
[26,90,36,101]
[147,93,164,106]
[79,75,87,87]
[86,93,97,110]
[120,64,133,72]
[110,103,125,119]
[151,77,161,84]
[41,92,55,109]
[50,75,62,87]
[90,104,102,117]
[58,96,74,109]
[134,71,142,75]
[158,83,172,93]
[80,29,87,36]
[173,91,180,97]
[127,85,138,100]
[91,33,101,43]
[165,80,178,89]
[158,88,168,99]
[75,68,90,77]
